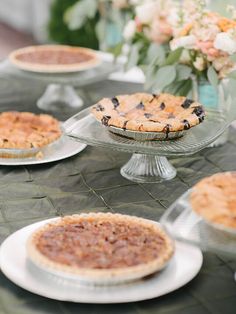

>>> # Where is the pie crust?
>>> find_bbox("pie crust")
[9,45,100,73]
[190,172,236,230]
[0,111,61,157]
[27,213,174,284]
[91,93,205,135]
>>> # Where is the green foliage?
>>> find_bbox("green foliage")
[48,0,99,49]
[227,70,236,79]
[64,0,98,30]
[175,64,192,81]
[125,43,142,71]
[152,65,177,93]
[207,66,219,89]
[163,48,183,66]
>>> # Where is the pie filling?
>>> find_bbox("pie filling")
[191,172,236,230]
[92,93,205,134]
[0,112,61,150]
[34,217,168,269]
[15,50,93,65]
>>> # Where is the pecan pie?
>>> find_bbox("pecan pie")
[92,93,205,137]
[0,112,61,156]
[27,213,174,284]
[190,172,236,230]
[9,45,100,73]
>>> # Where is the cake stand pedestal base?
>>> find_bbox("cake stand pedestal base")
[120,153,176,183]
[37,84,83,112]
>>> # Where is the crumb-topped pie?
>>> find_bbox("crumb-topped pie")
[0,112,61,157]
[92,93,205,139]
[27,213,174,284]
[9,45,100,73]
[190,172,236,231]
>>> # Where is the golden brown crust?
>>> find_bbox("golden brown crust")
[9,45,100,73]
[91,93,205,133]
[190,172,236,230]
[27,213,174,284]
[0,112,62,154]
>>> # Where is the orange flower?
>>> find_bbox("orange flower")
[218,18,236,32]
[135,17,143,33]
[180,23,193,36]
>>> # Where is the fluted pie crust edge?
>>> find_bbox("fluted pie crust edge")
[27,213,174,284]
[9,45,100,73]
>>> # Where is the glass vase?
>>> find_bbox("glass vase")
[196,78,229,147]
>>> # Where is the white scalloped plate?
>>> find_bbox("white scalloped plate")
[0,135,86,166]
[0,218,203,303]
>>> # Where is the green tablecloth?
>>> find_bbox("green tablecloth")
[0,76,235,314]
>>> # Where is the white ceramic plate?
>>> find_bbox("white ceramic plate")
[0,135,86,166]
[0,218,203,303]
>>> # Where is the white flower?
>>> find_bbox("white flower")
[170,35,196,50]
[129,0,143,5]
[192,23,220,42]
[167,7,180,31]
[193,56,206,71]
[135,2,157,24]
[112,0,129,9]
[213,56,233,71]
[227,4,236,20]
[180,49,191,64]
[214,32,236,55]
[123,20,136,40]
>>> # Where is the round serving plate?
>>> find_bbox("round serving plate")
[0,135,86,166]
[0,218,203,303]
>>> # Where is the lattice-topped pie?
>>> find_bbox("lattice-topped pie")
[92,93,205,136]
[27,213,174,284]
[190,172,236,230]
[0,112,61,154]
[9,45,100,73]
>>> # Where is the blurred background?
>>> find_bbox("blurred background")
[1,0,236,60]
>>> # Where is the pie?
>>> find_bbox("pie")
[92,93,205,137]
[9,45,100,73]
[190,172,236,230]
[0,112,61,157]
[27,213,174,284]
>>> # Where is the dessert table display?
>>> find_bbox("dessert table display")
[0,74,235,312]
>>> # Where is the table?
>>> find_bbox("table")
[0,75,235,314]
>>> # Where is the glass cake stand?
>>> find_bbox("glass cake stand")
[64,106,234,183]
[160,190,236,280]
[0,53,120,112]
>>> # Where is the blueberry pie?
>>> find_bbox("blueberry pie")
[9,45,100,73]
[190,172,236,230]
[92,93,205,137]
[27,213,174,284]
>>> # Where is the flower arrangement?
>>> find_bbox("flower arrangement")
[48,0,99,49]
[123,0,176,44]
[123,0,236,97]
[64,0,140,51]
